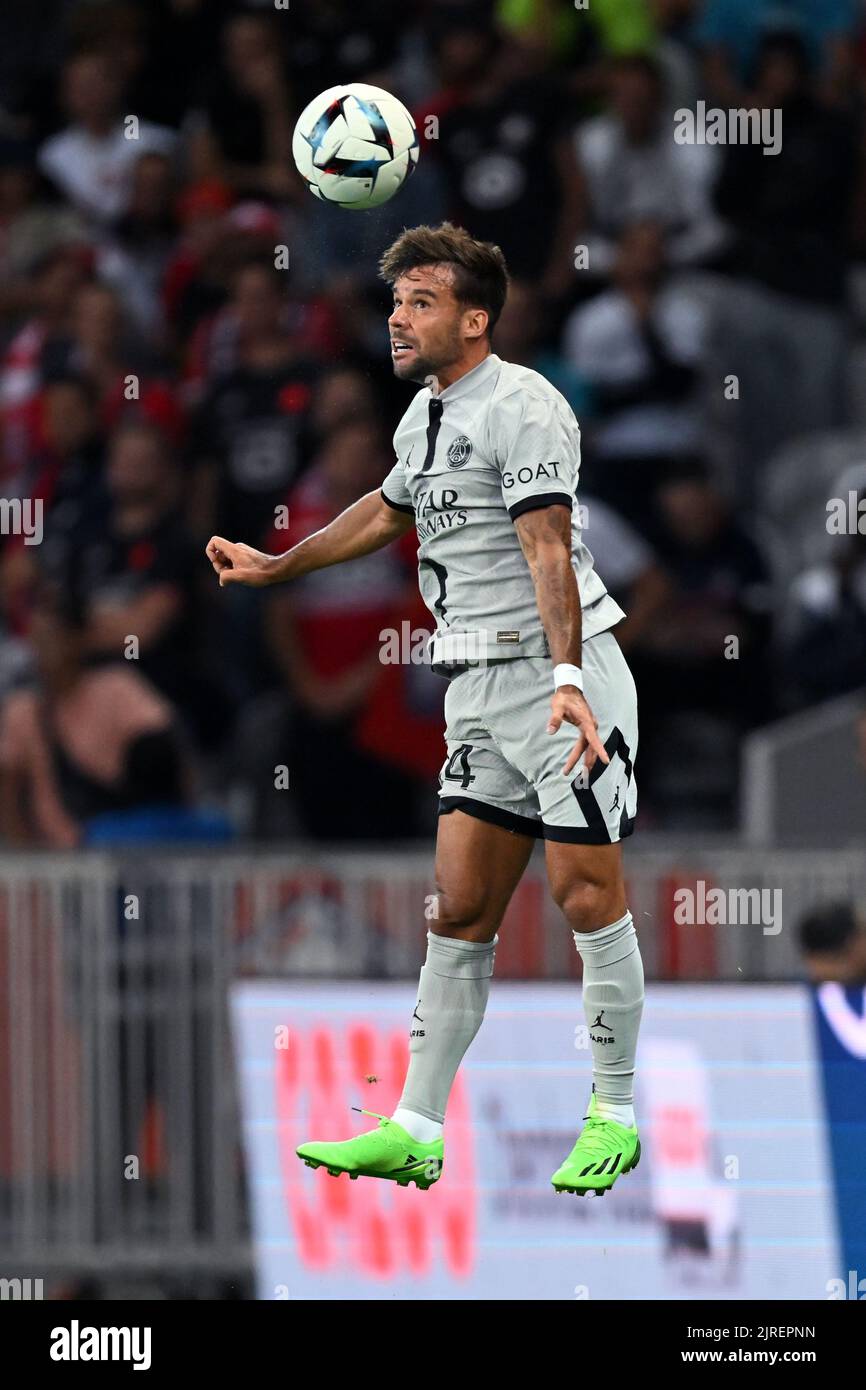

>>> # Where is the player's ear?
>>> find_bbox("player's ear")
[464,307,488,342]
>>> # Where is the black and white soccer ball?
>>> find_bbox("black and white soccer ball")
[292,83,419,210]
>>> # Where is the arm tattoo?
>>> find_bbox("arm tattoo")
[514,505,582,667]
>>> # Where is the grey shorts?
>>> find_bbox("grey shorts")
[437,630,638,844]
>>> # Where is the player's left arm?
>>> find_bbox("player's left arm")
[514,504,609,777]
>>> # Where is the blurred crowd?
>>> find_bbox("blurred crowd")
[0,0,865,844]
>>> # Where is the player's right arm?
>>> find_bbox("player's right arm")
[205,488,414,587]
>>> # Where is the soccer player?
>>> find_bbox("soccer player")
[206,223,643,1196]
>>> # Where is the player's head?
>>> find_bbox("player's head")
[380,222,509,382]
[798,902,866,985]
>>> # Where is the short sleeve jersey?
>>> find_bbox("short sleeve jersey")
[381,354,624,660]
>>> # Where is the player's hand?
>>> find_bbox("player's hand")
[546,688,610,778]
[205,536,279,587]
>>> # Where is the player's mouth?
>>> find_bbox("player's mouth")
[390,339,416,359]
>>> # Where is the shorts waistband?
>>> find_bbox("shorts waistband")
[429,629,549,666]
[432,657,516,678]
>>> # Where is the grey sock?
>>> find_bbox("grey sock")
[398,931,496,1124]
[573,912,644,1106]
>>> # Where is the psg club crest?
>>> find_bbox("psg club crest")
[447,435,472,468]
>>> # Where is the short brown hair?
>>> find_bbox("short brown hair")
[379,222,510,336]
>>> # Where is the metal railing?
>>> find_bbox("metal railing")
[741,690,866,847]
[0,843,863,1283]
[0,855,245,1285]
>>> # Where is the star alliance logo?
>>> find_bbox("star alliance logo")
[447,435,472,468]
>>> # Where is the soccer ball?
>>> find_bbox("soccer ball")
[292,83,419,210]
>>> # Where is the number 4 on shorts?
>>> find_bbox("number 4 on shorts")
[443,743,475,790]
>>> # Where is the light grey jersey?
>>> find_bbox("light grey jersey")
[381,353,625,664]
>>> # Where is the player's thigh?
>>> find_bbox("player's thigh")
[544,839,628,934]
[433,808,534,942]
[497,636,638,852]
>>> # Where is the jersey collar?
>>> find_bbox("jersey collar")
[429,353,501,404]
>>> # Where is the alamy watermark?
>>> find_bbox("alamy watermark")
[827,1271,866,1299]
[50,1321,151,1370]
[673,881,782,936]
[0,498,42,545]
[0,1276,43,1299]
[826,491,866,535]
[379,624,493,666]
[674,102,782,157]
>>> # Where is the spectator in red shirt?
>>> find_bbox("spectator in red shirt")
[263,417,425,839]
[44,280,141,405]
[0,375,106,639]
[190,258,322,544]
[36,278,184,450]
[0,245,92,482]
[0,587,186,848]
[96,150,179,347]
[186,11,296,202]
[39,420,229,749]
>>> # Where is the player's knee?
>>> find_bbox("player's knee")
[429,886,491,940]
[552,876,610,933]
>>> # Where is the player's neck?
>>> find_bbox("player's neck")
[430,346,492,395]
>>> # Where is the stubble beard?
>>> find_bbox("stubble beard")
[399,330,463,388]
[401,353,436,384]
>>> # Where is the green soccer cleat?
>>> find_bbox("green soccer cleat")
[551,1093,641,1196]
[297,1111,443,1190]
